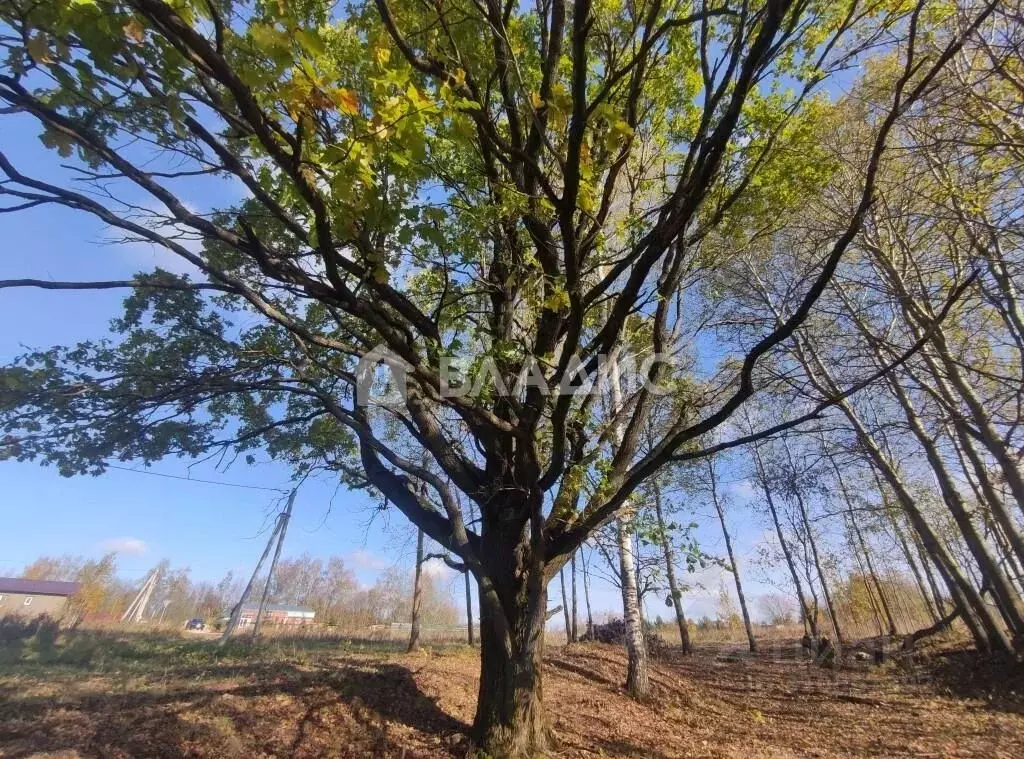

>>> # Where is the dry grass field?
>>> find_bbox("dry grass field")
[1,626,1022,758]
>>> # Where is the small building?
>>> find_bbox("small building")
[237,604,314,626]
[0,577,80,619]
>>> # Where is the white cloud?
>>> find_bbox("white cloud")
[421,557,453,580]
[346,548,388,572]
[100,537,148,556]
[725,478,758,503]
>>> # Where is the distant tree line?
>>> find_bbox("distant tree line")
[19,552,459,629]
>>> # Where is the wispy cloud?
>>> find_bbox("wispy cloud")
[100,537,147,556]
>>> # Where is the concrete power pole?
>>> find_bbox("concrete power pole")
[121,568,159,623]
[219,488,297,646]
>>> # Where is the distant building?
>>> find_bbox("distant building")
[236,604,314,626]
[0,577,80,619]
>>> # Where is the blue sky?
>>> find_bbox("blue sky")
[0,105,786,627]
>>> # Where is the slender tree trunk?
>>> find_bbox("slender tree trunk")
[782,438,842,644]
[890,510,940,624]
[617,515,650,698]
[884,373,1024,637]
[633,530,644,616]
[852,414,1005,649]
[708,461,756,652]
[465,500,476,645]
[559,567,572,644]
[947,418,1024,573]
[848,519,885,636]
[829,459,899,635]
[792,335,1009,651]
[609,347,648,697]
[853,512,898,636]
[570,553,578,643]
[912,528,948,617]
[465,567,475,646]
[873,257,1024,519]
[753,445,819,639]
[408,527,425,653]
[652,478,692,653]
[582,548,594,637]
[795,486,843,644]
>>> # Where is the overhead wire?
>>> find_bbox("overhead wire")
[106,464,290,493]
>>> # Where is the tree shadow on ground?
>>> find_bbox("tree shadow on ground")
[0,657,469,758]
[547,654,620,689]
[906,649,1024,715]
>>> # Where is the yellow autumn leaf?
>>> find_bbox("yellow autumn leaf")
[123,18,145,44]
[543,287,570,312]
[370,117,389,140]
[27,33,53,64]
[530,92,545,110]
[334,88,359,115]
[405,84,432,110]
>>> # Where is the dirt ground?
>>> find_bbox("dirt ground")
[1,630,1022,758]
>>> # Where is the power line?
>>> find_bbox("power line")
[106,464,289,493]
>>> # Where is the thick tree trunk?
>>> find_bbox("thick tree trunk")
[653,479,692,653]
[708,462,756,652]
[618,516,650,698]
[471,513,552,758]
[474,585,549,757]
[408,527,425,653]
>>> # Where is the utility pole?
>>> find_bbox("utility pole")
[219,488,296,646]
[121,568,160,623]
[252,489,295,640]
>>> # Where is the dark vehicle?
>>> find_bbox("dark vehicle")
[185,618,205,631]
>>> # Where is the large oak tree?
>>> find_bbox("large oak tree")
[0,0,996,754]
